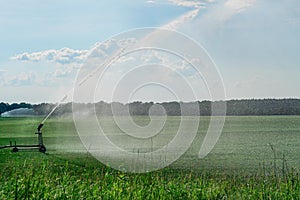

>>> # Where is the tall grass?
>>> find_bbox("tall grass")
[0,150,299,200]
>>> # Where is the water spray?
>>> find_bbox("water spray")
[0,46,128,153]
[40,48,125,125]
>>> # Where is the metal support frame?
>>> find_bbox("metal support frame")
[0,123,46,153]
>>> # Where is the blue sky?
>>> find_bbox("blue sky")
[0,0,300,103]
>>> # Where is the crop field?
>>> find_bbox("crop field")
[0,116,300,199]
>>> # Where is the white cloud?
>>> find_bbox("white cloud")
[215,0,257,22]
[146,0,155,3]
[10,38,137,65]
[225,0,257,13]
[147,0,214,9]
[89,40,118,58]
[4,71,36,86]
[163,9,200,30]
[167,0,206,8]
[11,48,89,64]
[53,64,75,78]
[6,39,140,88]
[149,0,257,32]
[182,0,258,36]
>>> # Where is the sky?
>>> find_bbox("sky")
[0,0,300,103]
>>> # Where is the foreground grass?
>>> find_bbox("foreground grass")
[0,151,299,200]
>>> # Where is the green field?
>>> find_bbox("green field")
[1,116,300,199]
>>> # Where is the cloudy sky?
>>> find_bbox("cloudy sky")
[0,0,299,103]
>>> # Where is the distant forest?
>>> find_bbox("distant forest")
[0,102,32,115]
[1,99,300,116]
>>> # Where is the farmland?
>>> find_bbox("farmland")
[0,116,300,199]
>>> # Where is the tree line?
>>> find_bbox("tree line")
[0,102,32,115]
[1,99,300,116]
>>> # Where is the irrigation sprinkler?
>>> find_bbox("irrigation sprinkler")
[0,123,46,153]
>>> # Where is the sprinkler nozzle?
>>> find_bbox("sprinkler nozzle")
[37,123,44,132]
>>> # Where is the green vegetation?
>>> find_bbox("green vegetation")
[2,99,300,116]
[32,98,300,116]
[1,116,300,199]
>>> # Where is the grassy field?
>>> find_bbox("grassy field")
[0,116,300,199]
